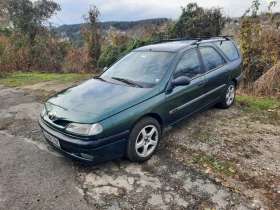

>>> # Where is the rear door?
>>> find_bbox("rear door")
[165,49,206,125]
[199,46,231,106]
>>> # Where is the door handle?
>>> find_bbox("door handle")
[198,81,204,87]
[225,70,230,74]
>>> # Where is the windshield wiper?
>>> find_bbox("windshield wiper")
[111,77,142,88]
[94,76,107,82]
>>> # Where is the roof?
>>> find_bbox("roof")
[133,40,196,53]
[133,36,233,53]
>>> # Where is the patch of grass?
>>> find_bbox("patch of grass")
[236,96,279,113]
[198,130,212,142]
[0,72,94,87]
[193,153,236,176]
[0,121,14,130]
[27,89,57,102]
[236,95,280,123]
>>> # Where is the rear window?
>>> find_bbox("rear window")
[214,41,239,61]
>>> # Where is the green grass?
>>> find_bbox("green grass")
[198,130,212,142]
[193,153,236,175]
[236,95,279,123]
[236,95,279,113]
[0,72,94,87]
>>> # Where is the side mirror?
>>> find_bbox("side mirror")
[103,67,108,72]
[171,76,191,86]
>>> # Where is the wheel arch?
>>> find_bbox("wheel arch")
[232,78,237,87]
[130,113,164,134]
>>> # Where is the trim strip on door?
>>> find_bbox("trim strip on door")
[169,84,226,115]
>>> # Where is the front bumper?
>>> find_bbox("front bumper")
[38,117,128,165]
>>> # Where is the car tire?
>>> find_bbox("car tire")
[125,117,161,163]
[217,81,236,109]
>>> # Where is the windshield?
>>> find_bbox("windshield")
[100,51,176,88]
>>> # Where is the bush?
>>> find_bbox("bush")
[97,38,152,68]
[62,48,95,73]
[238,0,280,91]
[169,3,225,38]
[0,27,100,74]
[253,62,280,97]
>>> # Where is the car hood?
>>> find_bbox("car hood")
[45,79,158,124]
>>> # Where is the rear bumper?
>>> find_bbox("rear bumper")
[38,117,128,165]
[236,74,243,87]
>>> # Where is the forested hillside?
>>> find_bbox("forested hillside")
[56,18,170,42]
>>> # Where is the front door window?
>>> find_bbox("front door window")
[173,50,201,79]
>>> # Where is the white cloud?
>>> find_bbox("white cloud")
[50,0,280,25]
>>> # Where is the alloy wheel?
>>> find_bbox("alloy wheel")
[226,85,235,106]
[135,125,158,158]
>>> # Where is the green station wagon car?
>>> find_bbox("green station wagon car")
[39,37,243,165]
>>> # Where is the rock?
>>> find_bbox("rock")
[128,177,134,185]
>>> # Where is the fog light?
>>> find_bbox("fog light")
[80,153,95,160]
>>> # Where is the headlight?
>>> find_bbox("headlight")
[41,105,46,117]
[66,123,103,136]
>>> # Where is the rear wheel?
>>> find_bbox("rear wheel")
[125,117,161,163]
[217,81,236,109]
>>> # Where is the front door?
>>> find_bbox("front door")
[165,49,206,126]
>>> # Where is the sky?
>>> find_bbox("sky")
[50,0,280,25]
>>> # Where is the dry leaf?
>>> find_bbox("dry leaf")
[268,109,276,112]
[221,182,231,188]
[227,137,233,142]
[203,163,208,168]
[215,178,223,183]
[114,191,119,196]
[228,167,235,173]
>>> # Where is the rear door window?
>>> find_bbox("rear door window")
[214,41,239,61]
[199,47,224,72]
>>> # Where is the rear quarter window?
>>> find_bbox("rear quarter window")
[214,41,239,61]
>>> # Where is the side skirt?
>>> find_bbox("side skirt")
[162,97,222,134]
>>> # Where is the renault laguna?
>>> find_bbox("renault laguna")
[39,37,243,165]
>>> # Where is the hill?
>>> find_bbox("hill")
[56,18,169,46]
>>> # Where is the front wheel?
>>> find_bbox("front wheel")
[217,81,236,109]
[125,117,161,163]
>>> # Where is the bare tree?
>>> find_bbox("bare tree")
[82,5,102,67]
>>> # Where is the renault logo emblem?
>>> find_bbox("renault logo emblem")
[49,112,57,121]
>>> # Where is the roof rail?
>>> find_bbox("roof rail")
[152,36,234,45]
[151,38,201,45]
[191,36,234,45]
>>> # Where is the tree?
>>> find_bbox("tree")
[82,5,102,68]
[5,0,61,43]
[169,3,225,38]
[0,0,9,27]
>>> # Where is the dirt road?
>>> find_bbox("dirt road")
[0,84,267,210]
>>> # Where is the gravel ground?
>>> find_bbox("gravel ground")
[1,83,276,210]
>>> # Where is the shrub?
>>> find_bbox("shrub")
[169,3,225,38]
[238,0,280,91]
[97,38,152,68]
[253,62,280,97]
[62,48,95,73]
